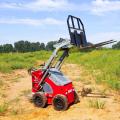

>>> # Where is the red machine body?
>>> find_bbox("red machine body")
[32,69,75,106]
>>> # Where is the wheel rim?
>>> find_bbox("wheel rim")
[54,98,64,110]
[35,96,43,106]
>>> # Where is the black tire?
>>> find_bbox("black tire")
[52,95,68,111]
[33,92,47,108]
[74,91,80,104]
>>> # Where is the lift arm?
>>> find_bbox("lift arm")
[55,49,69,70]
[38,40,72,87]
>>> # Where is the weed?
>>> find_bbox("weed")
[0,102,8,115]
[88,99,105,109]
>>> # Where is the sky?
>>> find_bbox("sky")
[0,0,120,45]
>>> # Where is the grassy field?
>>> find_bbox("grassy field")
[68,49,120,90]
[0,49,120,90]
[0,51,50,73]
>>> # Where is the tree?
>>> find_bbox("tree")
[112,41,120,49]
[14,40,41,52]
[3,44,14,53]
[14,40,25,52]
[0,40,60,53]
[40,43,45,50]
[46,41,57,51]
[24,41,31,52]
[30,42,40,52]
[0,45,3,53]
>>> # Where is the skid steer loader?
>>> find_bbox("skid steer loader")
[29,15,115,111]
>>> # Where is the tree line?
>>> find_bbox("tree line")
[112,41,120,49]
[0,40,57,53]
[0,40,119,53]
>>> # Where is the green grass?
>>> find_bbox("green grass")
[67,49,120,90]
[0,49,120,90]
[88,99,105,109]
[0,102,8,114]
[0,51,51,73]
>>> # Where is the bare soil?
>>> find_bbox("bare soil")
[0,64,120,120]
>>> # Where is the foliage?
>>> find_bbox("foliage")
[112,41,120,49]
[0,44,14,53]
[46,41,57,51]
[14,40,46,52]
[0,40,56,53]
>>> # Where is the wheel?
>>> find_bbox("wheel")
[74,91,80,104]
[33,92,47,108]
[52,95,68,111]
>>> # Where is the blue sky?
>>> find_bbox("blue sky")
[0,0,120,45]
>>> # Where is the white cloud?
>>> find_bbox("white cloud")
[91,0,120,15]
[0,0,91,12]
[88,32,120,44]
[0,0,120,15]
[0,18,64,26]
[0,0,77,11]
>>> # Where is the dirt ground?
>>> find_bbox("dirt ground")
[0,64,120,120]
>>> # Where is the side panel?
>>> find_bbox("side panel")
[31,70,75,105]
[31,70,43,93]
[62,83,75,104]
[45,78,75,105]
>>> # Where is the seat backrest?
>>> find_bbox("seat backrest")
[70,30,87,47]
